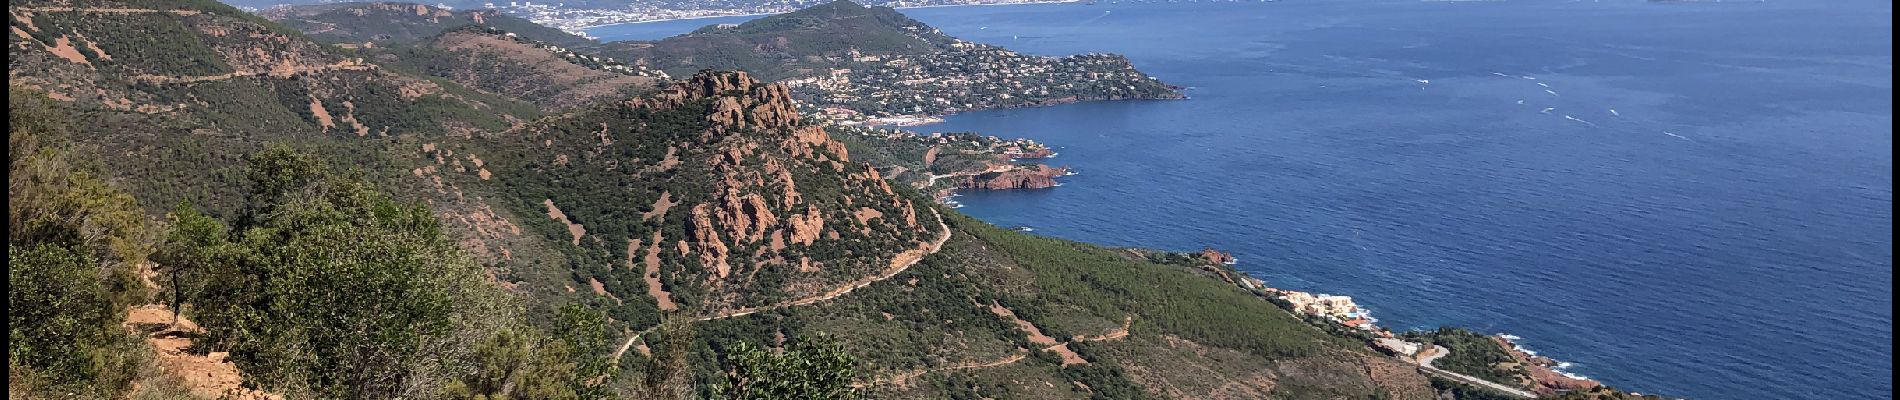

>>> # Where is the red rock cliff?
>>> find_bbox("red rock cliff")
[958,165,1067,190]
[1494,336,1603,396]
[1198,247,1236,265]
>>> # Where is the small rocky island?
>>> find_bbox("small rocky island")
[830,126,1073,199]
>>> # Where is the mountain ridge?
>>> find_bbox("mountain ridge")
[8,0,540,216]
[590,0,1182,119]
[362,26,666,109]
[260,1,596,47]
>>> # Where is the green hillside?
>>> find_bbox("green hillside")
[358,26,665,109]
[259,1,596,48]
[592,0,1181,118]
[9,0,540,216]
[7,0,1487,398]
[594,0,951,81]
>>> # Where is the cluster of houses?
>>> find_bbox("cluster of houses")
[499,0,1074,33]
[1274,290,1389,336]
[784,41,1172,120]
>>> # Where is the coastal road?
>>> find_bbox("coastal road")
[925,164,1018,187]
[1415,345,1540,398]
[612,209,953,361]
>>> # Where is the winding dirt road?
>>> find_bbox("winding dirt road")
[612,209,952,361]
[129,60,376,84]
[924,164,1016,187]
[609,207,1137,389]
[856,350,1032,388]
[855,315,1135,388]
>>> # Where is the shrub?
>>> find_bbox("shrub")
[172,147,510,398]
[716,335,861,400]
[7,87,156,398]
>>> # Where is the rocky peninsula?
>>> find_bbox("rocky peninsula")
[1136,247,1672,400]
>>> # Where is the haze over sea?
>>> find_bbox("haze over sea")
[589,1,1893,398]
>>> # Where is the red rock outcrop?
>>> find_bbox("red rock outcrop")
[630,70,760,115]
[958,165,1068,190]
[785,206,825,246]
[1198,247,1236,265]
[715,191,778,244]
[630,71,886,291]
[1494,336,1603,396]
[763,157,801,207]
[521,71,943,311]
[630,71,850,165]
[899,198,918,228]
[687,204,732,278]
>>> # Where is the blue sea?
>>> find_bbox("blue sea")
[588,1,1894,398]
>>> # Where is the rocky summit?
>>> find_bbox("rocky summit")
[468,70,938,318]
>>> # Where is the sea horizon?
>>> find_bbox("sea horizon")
[576,0,1079,32]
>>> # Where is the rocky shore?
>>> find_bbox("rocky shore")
[1495,335,1607,396]
[956,164,1068,190]
[1135,246,1667,399]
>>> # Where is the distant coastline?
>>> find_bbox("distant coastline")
[576,0,1079,32]
[577,11,777,30]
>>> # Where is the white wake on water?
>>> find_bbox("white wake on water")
[1564,115,1599,127]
